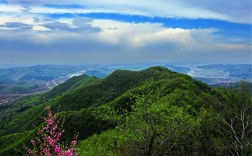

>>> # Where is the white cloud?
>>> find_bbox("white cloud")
[178,0,252,24]
[0,13,39,25]
[31,3,228,21]
[91,20,219,51]
[0,18,250,64]
[2,0,246,23]
[0,4,22,13]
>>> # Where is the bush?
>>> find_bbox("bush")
[25,106,79,156]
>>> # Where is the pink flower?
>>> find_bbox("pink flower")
[65,150,73,156]
[54,146,61,153]
[50,130,53,135]
[47,119,54,125]
[26,106,79,156]
[71,140,77,146]
[28,149,33,155]
[53,125,58,131]
[56,132,62,141]
[42,148,50,155]
[31,139,35,145]
[46,136,56,146]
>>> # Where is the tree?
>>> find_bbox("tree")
[96,81,199,155]
[220,80,252,156]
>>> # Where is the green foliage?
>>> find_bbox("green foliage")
[79,130,122,156]
[0,131,35,156]
[0,66,251,155]
[217,80,252,155]
[44,74,97,99]
[62,108,113,141]
[92,81,200,155]
[196,108,224,155]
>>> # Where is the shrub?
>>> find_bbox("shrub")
[25,106,79,156]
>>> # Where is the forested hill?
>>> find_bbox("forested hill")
[0,66,251,156]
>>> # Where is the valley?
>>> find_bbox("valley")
[0,65,87,104]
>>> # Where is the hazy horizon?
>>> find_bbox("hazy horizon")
[0,63,251,69]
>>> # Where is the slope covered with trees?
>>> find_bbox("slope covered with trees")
[0,66,251,155]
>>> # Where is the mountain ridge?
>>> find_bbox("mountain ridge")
[0,66,251,155]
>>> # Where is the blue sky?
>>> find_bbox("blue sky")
[0,0,251,65]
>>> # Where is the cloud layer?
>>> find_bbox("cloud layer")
[0,0,251,65]
[3,0,251,23]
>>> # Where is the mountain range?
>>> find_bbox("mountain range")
[0,66,251,155]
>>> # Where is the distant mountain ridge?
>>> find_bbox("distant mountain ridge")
[0,64,250,94]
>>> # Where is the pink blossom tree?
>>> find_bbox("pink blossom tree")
[25,106,79,156]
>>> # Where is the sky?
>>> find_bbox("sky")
[0,0,251,65]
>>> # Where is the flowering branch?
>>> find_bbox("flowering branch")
[25,106,79,156]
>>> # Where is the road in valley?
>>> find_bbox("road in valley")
[46,70,85,89]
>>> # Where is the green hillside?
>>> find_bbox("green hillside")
[0,66,251,155]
